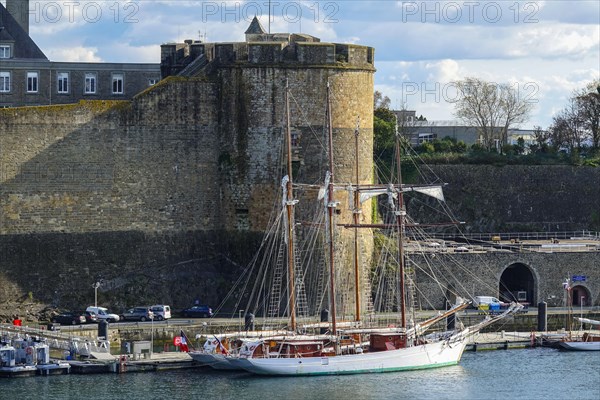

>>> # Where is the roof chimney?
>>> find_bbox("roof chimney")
[6,0,29,34]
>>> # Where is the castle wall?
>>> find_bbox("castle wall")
[412,165,600,232]
[0,56,376,313]
[1,78,221,234]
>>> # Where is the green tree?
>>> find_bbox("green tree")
[416,142,434,154]
[452,141,468,153]
[373,94,396,182]
[433,138,452,153]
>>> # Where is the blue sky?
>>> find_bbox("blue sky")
[16,0,600,129]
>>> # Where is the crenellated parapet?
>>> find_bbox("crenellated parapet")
[161,33,374,77]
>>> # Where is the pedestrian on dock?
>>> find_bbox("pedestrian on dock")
[12,315,22,326]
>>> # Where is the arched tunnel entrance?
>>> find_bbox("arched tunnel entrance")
[571,285,592,306]
[499,263,536,305]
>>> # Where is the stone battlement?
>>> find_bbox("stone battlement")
[161,35,374,77]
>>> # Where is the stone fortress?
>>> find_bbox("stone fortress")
[0,7,598,316]
[0,14,379,313]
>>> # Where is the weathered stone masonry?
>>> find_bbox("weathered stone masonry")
[1,26,598,312]
[0,34,377,310]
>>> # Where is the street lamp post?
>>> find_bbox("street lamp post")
[92,282,101,307]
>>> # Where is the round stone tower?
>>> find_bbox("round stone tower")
[204,29,373,319]
[159,19,375,318]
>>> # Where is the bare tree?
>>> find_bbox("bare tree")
[449,78,534,150]
[549,102,581,151]
[574,80,600,149]
[549,80,600,151]
[374,90,391,110]
[532,125,549,147]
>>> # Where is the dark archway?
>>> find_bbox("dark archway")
[571,285,592,306]
[499,263,535,305]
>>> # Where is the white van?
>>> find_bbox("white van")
[150,305,171,321]
[86,306,120,323]
[474,296,502,308]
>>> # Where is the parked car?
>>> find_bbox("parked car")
[120,307,154,322]
[182,305,213,318]
[51,311,87,325]
[86,306,120,323]
[75,310,98,324]
[150,305,172,321]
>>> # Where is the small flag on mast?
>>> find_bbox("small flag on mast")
[213,335,229,355]
[180,330,190,352]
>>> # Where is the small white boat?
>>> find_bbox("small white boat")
[0,345,37,378]
[558,341,600,351]
[1,338,70,377]
[558,283,600,352]
[34,343,71,375]
[189,352,240,370]
[189,336,246,370]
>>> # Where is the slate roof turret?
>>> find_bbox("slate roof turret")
[245,16,266,34]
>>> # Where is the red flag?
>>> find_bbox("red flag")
[180,330,189,352]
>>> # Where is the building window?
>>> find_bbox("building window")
[85,73,97,94]
[418,133,437,144]
[0,45,10,58]
[148,78,158,86]
[112,73,123,94]
[27,72,38,93]
[0,72,10,92]
[57,72,69,93]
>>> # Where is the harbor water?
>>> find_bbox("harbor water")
[1,348,598,400]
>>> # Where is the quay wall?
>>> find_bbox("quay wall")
[413,251,600,308]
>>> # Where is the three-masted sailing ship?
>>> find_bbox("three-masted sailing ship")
[222,81,522,376]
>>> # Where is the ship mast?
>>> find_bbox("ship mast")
[326,81,338,346]
[284,81,297,332]
[353,118,361,322]
[394,122,407,329]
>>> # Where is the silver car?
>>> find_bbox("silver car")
[120,307,154,322]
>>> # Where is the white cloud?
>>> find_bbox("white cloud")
[14,1,600,130]
[424,59,462,83]
[46,46,101,62]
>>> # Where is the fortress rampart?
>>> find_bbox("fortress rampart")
[0,27,376,311]
[0,24,598,315]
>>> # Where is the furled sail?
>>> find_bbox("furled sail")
[357,185,445,204]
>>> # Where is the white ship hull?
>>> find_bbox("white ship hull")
[189,352,241,370]
[558,341,600,351]
[234,339,467,376]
